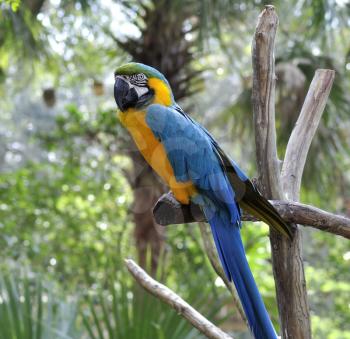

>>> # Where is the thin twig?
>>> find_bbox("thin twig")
[124,259,233,339]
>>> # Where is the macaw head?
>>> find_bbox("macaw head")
[114,62,174,112]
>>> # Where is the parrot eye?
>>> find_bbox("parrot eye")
[130,73,147,86]
[137,73,146,81]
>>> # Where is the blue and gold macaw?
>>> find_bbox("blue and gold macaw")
[114,62,292,339]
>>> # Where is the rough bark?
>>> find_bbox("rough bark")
[125,259,233,339]
[128,151,165,273]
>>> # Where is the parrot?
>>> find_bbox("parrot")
[113,62,293,339]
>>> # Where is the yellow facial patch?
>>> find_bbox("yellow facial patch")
[148,78,172,106]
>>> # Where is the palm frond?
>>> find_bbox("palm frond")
[0,273,80,339]
[81,258,226,339]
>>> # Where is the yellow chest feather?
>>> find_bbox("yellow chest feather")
[118,109,196,204]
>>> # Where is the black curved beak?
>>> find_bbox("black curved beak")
[114,77,138,111]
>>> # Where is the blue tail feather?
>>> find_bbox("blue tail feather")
[204,206,277,339]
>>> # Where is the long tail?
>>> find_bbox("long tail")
[204,207,277,339]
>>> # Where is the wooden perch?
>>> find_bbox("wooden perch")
[125,259,233,339]
[153,192,350,239]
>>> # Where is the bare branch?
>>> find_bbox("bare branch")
[252,5,283,199]
[153,192,350,239]
[252,6,311,338]
[198,222,248,326]
[281,69,335,200]
[273,70,334,339]
[269,201,350,239]
[124,259,233,339]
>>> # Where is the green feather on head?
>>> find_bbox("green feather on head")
[114,62,167,82]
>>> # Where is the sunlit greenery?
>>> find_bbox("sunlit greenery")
[0,0,349,338]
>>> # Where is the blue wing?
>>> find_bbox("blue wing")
[146,104,240,217]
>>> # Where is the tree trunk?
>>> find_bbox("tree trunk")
[114,1,201,271]
[131,153,165,273]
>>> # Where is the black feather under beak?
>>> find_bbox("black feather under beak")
[114,77,138,111]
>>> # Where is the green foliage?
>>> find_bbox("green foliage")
[82,263,216,339]
[0,273,80,339]
[0,0,20,12]
[0,0,349,338]
[0,105,133,285]
[0,261,231,339]
[0,2,43,73]
[305,229,350,337]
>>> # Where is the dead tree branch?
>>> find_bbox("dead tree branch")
[273,68,334,339]
[125,259,233,339]
[153,192,350,239]
[252,5,283,200]
[252,5,312,338]
[252,5,336,339]
[281,69,335,200]
[270,200,350,238]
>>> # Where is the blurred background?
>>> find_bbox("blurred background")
[0,0,349,338]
